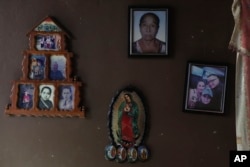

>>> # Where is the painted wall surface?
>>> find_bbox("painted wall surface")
[0,0,236,167]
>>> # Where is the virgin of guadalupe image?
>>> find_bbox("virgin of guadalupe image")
[117,93,140,148]
[106,86,149,163]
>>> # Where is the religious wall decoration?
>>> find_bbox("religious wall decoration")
[5,16,85,118]
[105,86,150,163]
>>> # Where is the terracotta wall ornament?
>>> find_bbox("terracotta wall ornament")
[105,86,150,163]
[5,16,85,118]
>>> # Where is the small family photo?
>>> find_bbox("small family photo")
[58,85,75,111]
[35,34,61,51]
[38,84,55,110]
[184,63,228,114]
[49,55,66,80]
[129,7,168,56]
[17,84,35,109]
[29,55,46,80]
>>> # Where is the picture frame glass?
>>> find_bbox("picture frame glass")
[38,84,55,110]
[184,63,228,114]
[129,7,168,56]
[17,84,35,109]
[58,85,75,110]
[29,54,46,80]
[49,55,66,80]
[35,34,61,51]
[109,87,146,148]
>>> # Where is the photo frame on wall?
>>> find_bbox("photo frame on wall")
[49,55,67,80]
[29,54,46,80]
[7,81,83,117]
[21,50,73,81]
[58,84,75,111]
[5,16,85,118]
[184,62,228,114]
[38,84,55,110]
[129,7,168,57]
[35,34,61,51]
[17,83,35,109]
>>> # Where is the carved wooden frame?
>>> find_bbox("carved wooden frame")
[5,16,85,118]
[6,81,84,117]
[21,50,73,81]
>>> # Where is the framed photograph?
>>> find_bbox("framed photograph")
[129,7,168,57]
[17,84,35,109]
[184,62,228,114]
[38,84,55,110]
[49,55,66,80]
[29,54,46,80]
[58,85,75,111]
[35,34,61,51]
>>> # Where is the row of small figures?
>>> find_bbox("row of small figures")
[104,144,149,163]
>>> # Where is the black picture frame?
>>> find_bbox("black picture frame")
[184,62,228,114]
[129,7,169,57]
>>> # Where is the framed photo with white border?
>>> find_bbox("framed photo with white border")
[129,7,169,57]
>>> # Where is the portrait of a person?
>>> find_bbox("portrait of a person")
[59,85,74,110]
[206,73,224,110]
[117,93,140,148]
[50,61,65,80]
[38,86,53,110]
[187,80,206,108]
[132,12,167,54]
[18,86,34,109]
[29,56,45,80]
[196,87,214,110]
